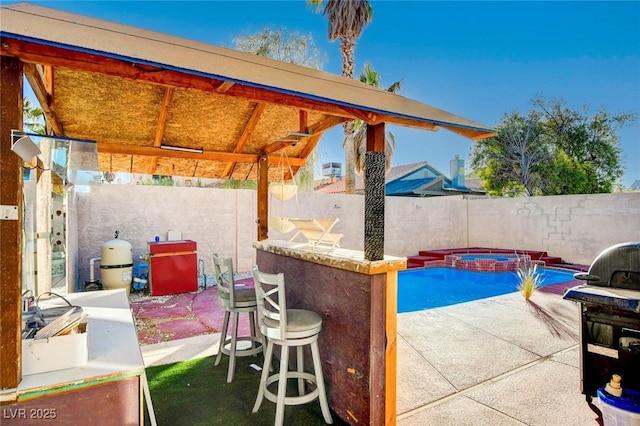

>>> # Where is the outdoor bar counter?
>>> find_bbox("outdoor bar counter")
[254,239,406,425]
[3,290,147,425]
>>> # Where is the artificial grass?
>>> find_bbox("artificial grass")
[144,355,346,425]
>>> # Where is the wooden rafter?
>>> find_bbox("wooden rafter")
[0,37,444,131]
[97,143,306,168]
[299,110,308,134]
[22,62,63,135]
[153,87,174,148]
[216,81,234,93]
[221,102,266,178]
[262,114,348,156]
[148,87,174,174]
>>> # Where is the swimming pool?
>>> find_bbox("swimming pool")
[397,267,575,313]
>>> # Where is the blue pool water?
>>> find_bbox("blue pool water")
[397,267,575,313]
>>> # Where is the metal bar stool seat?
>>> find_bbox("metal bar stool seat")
[213,255,264,383]
[252,266,333,426]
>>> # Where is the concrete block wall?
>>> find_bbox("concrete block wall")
[467,193,640,265]
[72,185,640,289]
[75,186,257,289]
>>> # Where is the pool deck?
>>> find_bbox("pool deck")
[396,282,602,425]
[139,280,604,425]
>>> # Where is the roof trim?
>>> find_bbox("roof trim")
[0,3,496,140]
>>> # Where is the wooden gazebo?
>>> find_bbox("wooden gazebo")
[0,3,494,424]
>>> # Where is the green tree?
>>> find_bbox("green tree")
[353,63,400,174]
[471,111,548,196]
[22,97,45,134]
[534,97,634,194]
[471,97,636,196]
[309,0,373,194]
[233,27,325,69]
[233,27,324,191]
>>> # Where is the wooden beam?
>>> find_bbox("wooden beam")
[263,114,348,157]
[289,115,348,176]
[384,271,398,426]
[97,143,306,167]
[0,37,442,132]
[22,62,63,135]
[262,140,297,156]
[0,56,23,391]
[299,110,308,134]
[221,103,266,178]
[366,121,386,153]
[257,155,269,240]
[153,87,174,148]
[289,134,322,178]
[148,87,174,174]
[216,81,234,93]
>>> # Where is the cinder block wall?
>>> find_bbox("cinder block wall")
[73,186,640,289]
[466,193,640,264]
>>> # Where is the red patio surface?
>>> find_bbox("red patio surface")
[130,277,254,345]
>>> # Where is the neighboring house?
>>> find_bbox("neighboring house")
[314,156,485,197]
[630,180,640,191]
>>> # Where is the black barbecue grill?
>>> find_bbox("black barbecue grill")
[563,242,640,401]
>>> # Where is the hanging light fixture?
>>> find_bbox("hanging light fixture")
[10,130,41,162]
[160,144,203,154]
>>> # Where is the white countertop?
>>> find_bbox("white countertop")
[18,289,145,395]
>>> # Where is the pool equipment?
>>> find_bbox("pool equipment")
[99,230,133,296]
[84,256,103,291]
[132,259,149,292]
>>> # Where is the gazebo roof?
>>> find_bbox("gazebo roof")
[0,2,495,180]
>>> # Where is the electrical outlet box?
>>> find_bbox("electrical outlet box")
[1,205,18,220]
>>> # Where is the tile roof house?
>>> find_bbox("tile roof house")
[315,156,486,197]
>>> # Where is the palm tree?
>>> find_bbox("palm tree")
[309,0,373,194]
[22,97,45,134]
[353,63,401,174]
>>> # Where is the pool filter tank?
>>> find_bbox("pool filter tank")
[100,230,133,296]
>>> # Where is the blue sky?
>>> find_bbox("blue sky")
[11,1,640,187]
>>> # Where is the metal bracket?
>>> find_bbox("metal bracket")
[1,205,18,220]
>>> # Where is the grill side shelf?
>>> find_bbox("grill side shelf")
[563,285,640,314]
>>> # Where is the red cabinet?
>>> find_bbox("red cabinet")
[148,240,198,296]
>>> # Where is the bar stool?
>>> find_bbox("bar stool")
[213,255,264,383]
[251,266,333,426]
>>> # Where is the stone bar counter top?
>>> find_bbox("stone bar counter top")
[252,239,407,275]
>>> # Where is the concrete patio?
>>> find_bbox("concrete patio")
[137,280,604,425]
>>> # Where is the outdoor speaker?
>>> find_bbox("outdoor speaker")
[11,135,41,162]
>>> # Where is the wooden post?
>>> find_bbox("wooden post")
[257,154,268,240]
[0,55,24,391]
[364,123,385,261]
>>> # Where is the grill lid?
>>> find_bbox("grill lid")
[574,242,640,289]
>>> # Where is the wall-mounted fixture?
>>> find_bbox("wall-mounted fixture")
[272,131,314,144]
[11,130,41,162]
[286,131,313,137]
[160,144,204,154]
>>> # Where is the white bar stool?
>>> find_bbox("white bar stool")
[251,266,333,426]
[213,255,264,383]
